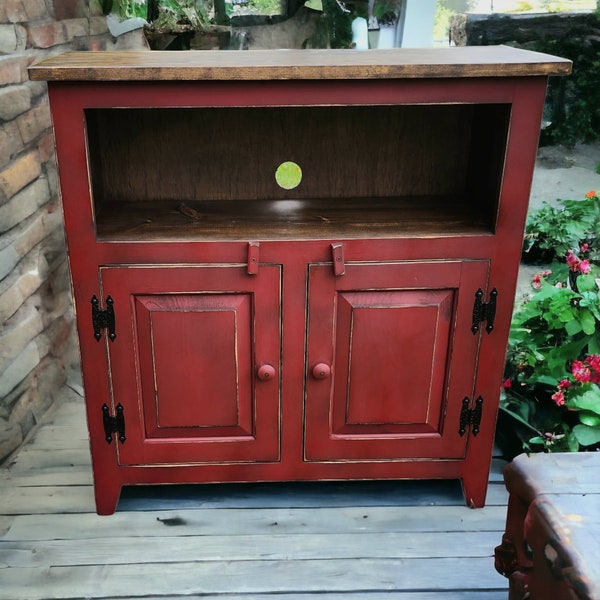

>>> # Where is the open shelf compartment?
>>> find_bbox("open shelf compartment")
[85,103,510,241]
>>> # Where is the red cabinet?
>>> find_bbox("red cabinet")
[30,48,570,514]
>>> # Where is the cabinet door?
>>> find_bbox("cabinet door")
[98,264,281,466]
[305,260,489,461]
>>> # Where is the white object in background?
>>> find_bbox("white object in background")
[352,17,369,49]
[106,13,148,37]
[377,24,396,48]
[399,0,436,47]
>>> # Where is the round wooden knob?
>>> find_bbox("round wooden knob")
[312,363,331,380]
[257,364,276,381]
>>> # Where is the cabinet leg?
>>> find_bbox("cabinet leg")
[93,478,122,515]
[461,472,488,508]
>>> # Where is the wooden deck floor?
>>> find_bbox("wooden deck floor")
[0,385,510,599]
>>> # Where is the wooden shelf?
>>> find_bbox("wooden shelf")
[95,197,492,241]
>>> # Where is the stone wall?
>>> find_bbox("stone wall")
[0,0,146,463]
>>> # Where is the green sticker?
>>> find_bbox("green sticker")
[275,161,302,190]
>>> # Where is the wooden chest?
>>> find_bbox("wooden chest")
[29,48,570,514]
[495,453,600,599]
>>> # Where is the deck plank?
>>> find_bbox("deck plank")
[0,386,510,598]
[0,530,502,567]
[113,595,507,600]
[2,504,507,541]
[0,557,506,600]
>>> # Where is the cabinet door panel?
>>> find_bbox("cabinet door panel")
[99,265,281,466]
[305,260,489,461]
[335,289,453,433]
[135,293,252,437]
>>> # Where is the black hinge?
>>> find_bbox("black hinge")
[91,295,116,342]
[102,403,126,444]
[471,288,497,334]
[459,396,483,437]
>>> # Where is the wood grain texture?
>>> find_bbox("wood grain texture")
[0,558,504,599]
[0,389,511,598]
[94,197,493,241]
[28,47,571,82]
[86,103,506,241]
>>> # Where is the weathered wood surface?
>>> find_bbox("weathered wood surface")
[28,46,571,82]
[0,388,510,599]
[450,11,600,47]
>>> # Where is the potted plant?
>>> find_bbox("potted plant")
[498,190,600,458]
[101,0,230,49]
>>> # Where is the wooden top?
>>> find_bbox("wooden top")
[29,46,571,82]
[503,452,600,503]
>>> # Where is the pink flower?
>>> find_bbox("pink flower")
[586,355,600,374]
[532,270,551,289]
[585,356,600,384]
[551,390,565,406]
[579,260,591,274]
[558,378,571,389]
[572,360,592,383]
[566,250,580,271]
[580,243,589,253]
[503,378,512,389]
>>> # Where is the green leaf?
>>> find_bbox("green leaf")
[528,436,546,446]
[577,274,599,292]
[565,319,583,336]
[580,309,597,335]
[567,431,580,452]
[569,387,600,415]
[579,411,600,427]
[535,375,559,387]
[573,424,600,446]
[498,405,540,434]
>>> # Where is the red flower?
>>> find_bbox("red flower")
[532,270,551,289]
[572,360,592,383]
[585,190,597,198]
[586,354,600,374]
[558,378,571,389]
[579,260,592,274]
[551,390,565,406]
[503,378,512,389]
[580,243,589,253]
[566,250,580,271]
[585,355,600,384]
